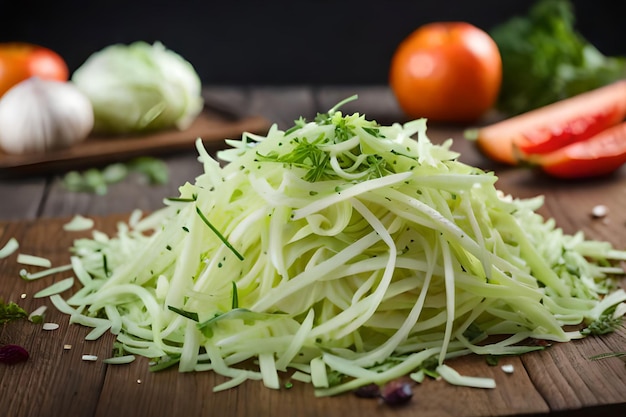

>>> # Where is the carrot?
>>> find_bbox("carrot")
[465,81,626,165]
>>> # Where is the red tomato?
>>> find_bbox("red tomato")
[529,122,626,179]
[389,22,502,123]
[468,81,626,165]
[0,43,69,97]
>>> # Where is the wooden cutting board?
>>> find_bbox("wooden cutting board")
[0,110,270,178]
[1,216,625,417]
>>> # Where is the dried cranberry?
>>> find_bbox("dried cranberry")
[0,344,29,365]
[530,338,552,347]
[380,379,413,406]
[354,383,381,398]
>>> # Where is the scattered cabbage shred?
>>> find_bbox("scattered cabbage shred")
[38,101,626,395]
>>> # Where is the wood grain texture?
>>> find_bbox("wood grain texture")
[0,219,116,417]
[249,87,317,129]
[0,178,48,221]
[0,111,269,178]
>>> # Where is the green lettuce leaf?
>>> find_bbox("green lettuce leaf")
[491,0,626,115]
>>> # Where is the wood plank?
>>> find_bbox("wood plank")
[249,87,316,129]
[203,85,255,120]
[0,219,117,417]
[0,177,48,221]
[1,216,625,416]
[315,85,405,125]
[521,329,626,412]
[95,357,549,417]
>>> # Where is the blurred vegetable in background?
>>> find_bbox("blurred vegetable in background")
[0,77,94,155]
[466,80,626,178]
[467,81,626,165]
[491,0,626,116]
[62,157,169,195]
[0,43,69,98]
[389,22,501,123]
[72,41,204,135]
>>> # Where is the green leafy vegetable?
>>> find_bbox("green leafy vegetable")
[491,0,626,115]
[30,101,626,396]
[72,41,203,134]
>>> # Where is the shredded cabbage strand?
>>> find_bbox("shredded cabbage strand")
[39,103,626,395]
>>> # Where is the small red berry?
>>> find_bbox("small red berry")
[380,379,413,406]
[0,344,29,365]
[354,383,381,398]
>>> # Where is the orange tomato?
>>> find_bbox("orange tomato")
[389,22,502,123]
[0,43,69,97]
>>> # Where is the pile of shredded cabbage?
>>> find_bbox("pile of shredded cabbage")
[35,99,626,395]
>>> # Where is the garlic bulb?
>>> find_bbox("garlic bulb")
[0,77,94,154]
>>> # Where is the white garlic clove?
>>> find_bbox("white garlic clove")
[0,77,94,155]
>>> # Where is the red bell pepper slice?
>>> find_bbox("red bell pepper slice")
[527,122,626,179]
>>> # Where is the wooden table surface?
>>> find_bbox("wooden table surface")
[1,86,625,417]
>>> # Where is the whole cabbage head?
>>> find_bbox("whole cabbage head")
[72,41,204,134]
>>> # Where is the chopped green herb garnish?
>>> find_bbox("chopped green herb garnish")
[0,301,28,324]
[149,355,181,372]
[581,308,623,336]
[589,351,626,361]
[168,305,199,322]
[195,206,244,261]
[165,197,197,203]
[231,282,239,309]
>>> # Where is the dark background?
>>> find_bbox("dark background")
[1,1,623,86]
